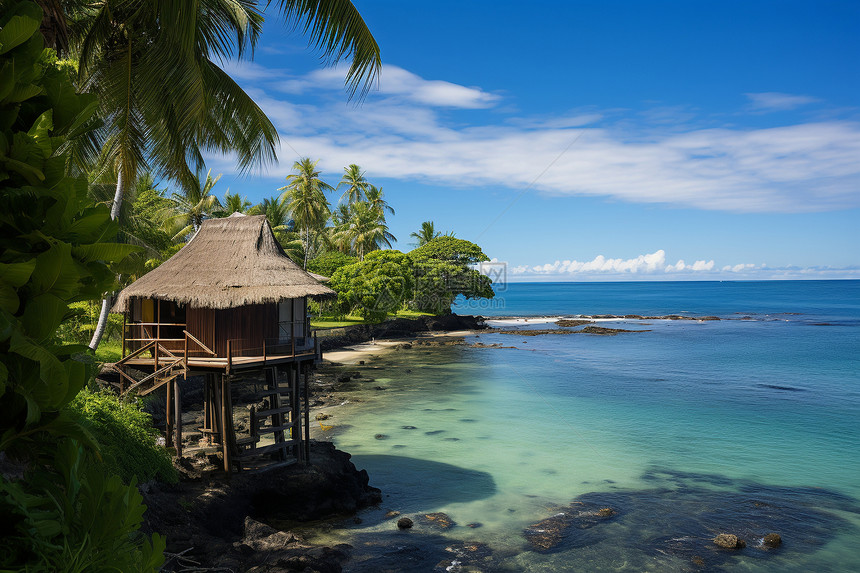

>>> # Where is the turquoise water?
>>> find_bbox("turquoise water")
[319,281,860,572]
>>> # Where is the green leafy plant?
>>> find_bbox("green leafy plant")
[69,389,177,484]
[1,5,162,570]
[0,0,138,455]
[0,439,166,572]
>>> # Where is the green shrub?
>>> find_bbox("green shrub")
[69,389,177,484]
[0,439,166,572]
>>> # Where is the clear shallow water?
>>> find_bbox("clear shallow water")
[316,281,860,572]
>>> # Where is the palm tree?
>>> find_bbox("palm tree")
[324,202,351,254]
[163,170,223,241]
[68,0,381,348]
[344,201,396,260]
[279,158,334,268]
[411,221,441,247]
[365,184,395,216]
[337,163,369,204]
[220,191,252,216]
[250,196,304,262]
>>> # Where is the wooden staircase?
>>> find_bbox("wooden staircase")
[234,366,301,471]
[109,330,216,396]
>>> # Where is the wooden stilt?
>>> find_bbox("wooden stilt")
[303,365,310,464]
[165,378,174,448]
[203,374,211,444]
[221,374,232,475]
[174,377,183,458]
[213,375,223,445]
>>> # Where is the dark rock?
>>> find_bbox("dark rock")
[523,504,618,551]
[763,533,782,548]
[713,533,746,549]
[401,425,417,430]
[466,522,482,528]
[692,555,705,567]
[315,413,330,421]
[397,517,414,529]
[556,319,593,327]
[579,326,649,335]
[374,434,388,440]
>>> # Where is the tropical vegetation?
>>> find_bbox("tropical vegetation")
[1,0,381,570]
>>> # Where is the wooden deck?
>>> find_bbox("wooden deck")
[122,349,318,374]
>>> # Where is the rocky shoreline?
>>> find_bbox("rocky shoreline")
[142,314,483,572]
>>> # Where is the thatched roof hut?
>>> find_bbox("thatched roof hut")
[113,213,334,312]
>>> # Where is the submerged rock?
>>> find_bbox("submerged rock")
[422,512,456,530]
[714,533,746,549]
[763,533,782,548]
[523,503,618,551]
[397,517,414,529]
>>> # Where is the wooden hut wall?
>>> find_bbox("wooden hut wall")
[186,307,216,357]
[214,303,278,356]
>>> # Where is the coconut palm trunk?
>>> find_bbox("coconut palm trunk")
[89,169,127,349]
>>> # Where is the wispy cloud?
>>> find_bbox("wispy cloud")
[508,250,860,280]
[274,64,499,108]
[745,92,821,112]
[211,62,860,214]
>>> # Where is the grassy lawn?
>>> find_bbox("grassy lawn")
[311,309,435,329]
[95,339,123,363]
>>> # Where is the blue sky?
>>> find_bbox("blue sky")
[208,0,859,281]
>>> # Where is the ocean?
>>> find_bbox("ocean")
[316,280,860,572]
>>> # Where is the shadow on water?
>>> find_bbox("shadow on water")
[351,454,497,509]
[521,468,859,572]
[333,467,858,573]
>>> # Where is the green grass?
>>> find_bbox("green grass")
[311,309,435,329]
[95,339,123,363]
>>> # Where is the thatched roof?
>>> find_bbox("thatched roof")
[112,214,335,312]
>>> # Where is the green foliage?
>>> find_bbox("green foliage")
[1,9,162,571]
[410,235,490,266]
[410,237,494,314]
[0,439,166,572]
[55,301,122,346]
[0,3,138,455]
[69,389,177,484]
[329,250,413,322]
[307,251,357,279]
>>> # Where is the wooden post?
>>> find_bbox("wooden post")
[291,333,295,357]
[174,377,183,458]
[221,374,232,475]
[227,339,232,375]
[303,365,310,463]
[121,312,127,358]
[165,379,174,449]
[212,375,223,445]
[263,339,267,366]
[203,374,211,444]
[183,331,188,370]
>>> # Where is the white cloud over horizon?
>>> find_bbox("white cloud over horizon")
[211,62,860,214]
[504,250,860,280]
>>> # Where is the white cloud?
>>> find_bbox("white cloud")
[213,63,860,214]
[273,64,499,108]
[745,92,821,112]
[509,251,860,280]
